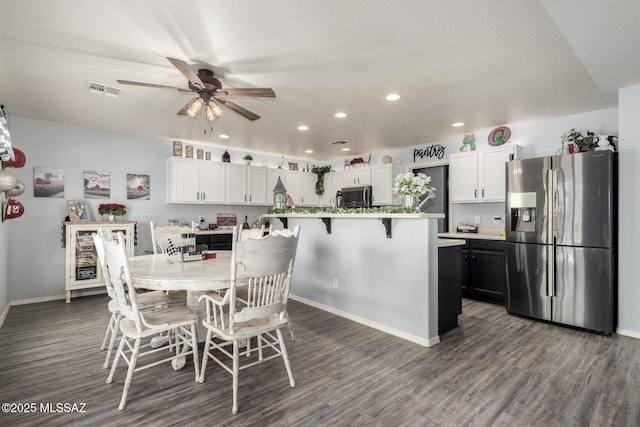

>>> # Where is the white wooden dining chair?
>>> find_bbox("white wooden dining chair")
[237,225,265,242]
[93,230,169,369]
[150,221,192,254]
[96,230,200,410]
[198,225,300,414]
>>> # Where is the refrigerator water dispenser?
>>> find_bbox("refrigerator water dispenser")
[510,207,536,232]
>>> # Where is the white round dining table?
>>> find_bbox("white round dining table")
[128,252,236,293]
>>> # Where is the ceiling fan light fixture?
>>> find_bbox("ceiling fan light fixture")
[186,97,204,118]
[205,100,223,122]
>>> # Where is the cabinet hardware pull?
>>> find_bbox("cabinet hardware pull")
[202,192,205,200]
[482,189,485,198]
[474,189,477,198]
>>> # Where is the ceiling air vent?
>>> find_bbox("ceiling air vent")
[86,81,121,98]
[331,140,348,145]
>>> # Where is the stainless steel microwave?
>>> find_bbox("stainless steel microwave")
[338,185,372,208]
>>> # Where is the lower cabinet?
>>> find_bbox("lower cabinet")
[461,239,506,305]
[438,244,462,335]
[64,221,136,303]
[195,231,233,251]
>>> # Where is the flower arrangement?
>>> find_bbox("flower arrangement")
[98,203,126,216]
[393,172,435,198]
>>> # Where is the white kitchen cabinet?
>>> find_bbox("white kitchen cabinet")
[64,221,135,303]
[166,157,225,204]
[343,167,371,187]
[299,172,318,206]
[284,170,301,205]
[284,170,317,206]
[320,171,342,207]
[371,163,403,205]
[226,164,268,205]
[449,145,521,203]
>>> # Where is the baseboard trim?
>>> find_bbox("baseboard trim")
[10,294,67,306]
[616,327,640,340]
[289,294,440,347]
[0,303,9,329]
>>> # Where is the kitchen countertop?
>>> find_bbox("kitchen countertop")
[437,238,466,247]
[438,232,505,241]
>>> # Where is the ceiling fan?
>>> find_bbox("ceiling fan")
[117,57,275,121]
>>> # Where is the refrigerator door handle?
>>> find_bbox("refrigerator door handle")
[546,170,554,244]
[546,169,555,297]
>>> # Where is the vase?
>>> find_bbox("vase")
[568,143,580,154]
[404,195,418,210]
[108,214,115,222]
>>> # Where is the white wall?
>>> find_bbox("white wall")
[5,117,291,302]
[617,84,640,337]
[0,209,8,325]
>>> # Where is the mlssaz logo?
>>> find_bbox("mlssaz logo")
[413,144,446,162]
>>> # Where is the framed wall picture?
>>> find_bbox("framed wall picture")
[67,200,90,221]
[288,162,298,171]
[127,173,150,200]
[84,170,111,199]
[33,167,64,198]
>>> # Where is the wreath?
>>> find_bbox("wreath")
[311,165,332,195]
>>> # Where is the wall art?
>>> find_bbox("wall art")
[127,174,150,200]
[33,167,64,198]
[84,170,111,199]
[413,144,446,162]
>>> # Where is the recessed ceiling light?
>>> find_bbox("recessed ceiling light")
[304,149,314,154]
[341,148,351,152]
[452,122,464,127]
[334,112,347,118]
[218,134,230,139]
[297,125,309,131]
[385,93,400,101]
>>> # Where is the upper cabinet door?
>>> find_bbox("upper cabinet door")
[299,172,317,206]
[343,168,371,187]
[479,148,513,202]
[167,157,201,203]
[201,162,226,203]
[225,163,247,204]
[449,151,479,202]
[247,166,268,205]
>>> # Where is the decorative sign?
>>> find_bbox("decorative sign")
[413,144,446,162]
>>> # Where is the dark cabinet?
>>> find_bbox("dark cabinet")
[195,232,233,251]
[461,239,506,305]
[438,244,462,334]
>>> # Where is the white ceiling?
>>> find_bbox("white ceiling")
[1,0,639,161]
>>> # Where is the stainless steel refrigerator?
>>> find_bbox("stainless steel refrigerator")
[505,151,617,334]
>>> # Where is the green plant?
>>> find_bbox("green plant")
[561,128,597,152]
[311,165,332,195]
[243,154,253,161]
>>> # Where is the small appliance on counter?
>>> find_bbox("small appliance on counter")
[216,213,237,229]
[456,222,478,233]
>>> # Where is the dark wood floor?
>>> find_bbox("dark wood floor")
[1,295,639,426]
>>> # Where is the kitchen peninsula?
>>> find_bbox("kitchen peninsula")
[264,212,445,347]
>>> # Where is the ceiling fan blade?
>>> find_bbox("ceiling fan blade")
[216,98,260,121]
[215,88,276,98]
[167,57,206,90]
[116,80,192,93]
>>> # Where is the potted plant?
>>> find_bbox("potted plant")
[243,154,253,165]
[98,203,127,221]
[561,128,597,153]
